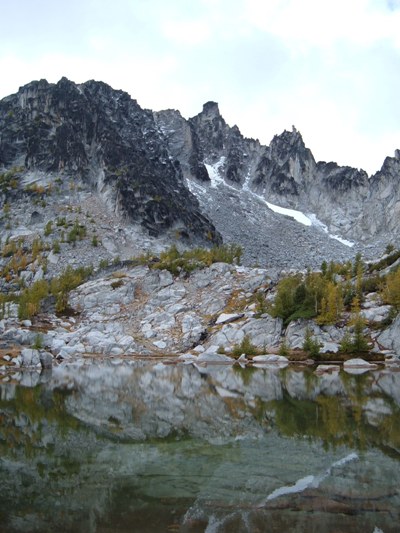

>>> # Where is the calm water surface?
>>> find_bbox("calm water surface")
[1,360,400,532]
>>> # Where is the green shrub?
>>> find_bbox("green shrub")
[0,167,22,193]
[232,335,259,357]
[56,217,67,227]
[67,220,86,245]
[339,310,370,354]
[255,292,267,316]
[52,240,61,254]
[32,334,44,349]
[302,327,322,358]
[2,240,17,258]
[278,339,290,357]
[339,331,354,353]
[381,267,400,308]
[44,221,53,236]
[99,258,109,269]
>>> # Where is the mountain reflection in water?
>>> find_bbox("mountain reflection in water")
[0,360,399,532]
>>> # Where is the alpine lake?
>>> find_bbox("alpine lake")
[1,358,400,533]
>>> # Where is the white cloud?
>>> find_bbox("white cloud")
[0,0,399,174]
[243,0,400,49]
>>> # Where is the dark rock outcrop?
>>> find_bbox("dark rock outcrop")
[0,78,221,244]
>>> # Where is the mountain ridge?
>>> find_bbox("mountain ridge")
[1,77,399,269]
[156,100,399,248]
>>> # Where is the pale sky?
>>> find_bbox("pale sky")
[1,0,400,175]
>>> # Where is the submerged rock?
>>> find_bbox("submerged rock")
[252,354,289,367]
[196,352,235,364]
[343,358,378,375]
[315,365,340,375]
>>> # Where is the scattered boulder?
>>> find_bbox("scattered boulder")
[252,354,289,368]
[378,313,400,353]
[196,352,235,364]
[20,348,41,368]
[215,313,244,325]
[39,350,53,369]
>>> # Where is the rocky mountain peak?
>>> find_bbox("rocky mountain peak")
[269,127,309,157]
[201,101,221,118]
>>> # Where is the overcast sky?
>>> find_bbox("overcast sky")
[1,0,400,174]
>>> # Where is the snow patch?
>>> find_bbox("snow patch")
[190,164,355,248]
[330,234,355,247]
[265,201,312,226]
[205,157,226,188]
[308,214,355,247]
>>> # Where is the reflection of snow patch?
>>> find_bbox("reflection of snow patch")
[259,452,359,506]
[265,475,316,501]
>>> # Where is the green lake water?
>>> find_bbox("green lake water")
[0,360,399,532]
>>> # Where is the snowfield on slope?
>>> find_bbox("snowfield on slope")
[205,158,355,248]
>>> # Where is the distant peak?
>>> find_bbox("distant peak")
[202,101,220,116]
[271,127,305,148]
[57,76,72,85]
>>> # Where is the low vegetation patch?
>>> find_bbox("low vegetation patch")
[18,265,93,319]
[231,335,260,357]
[131,244,243,276]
